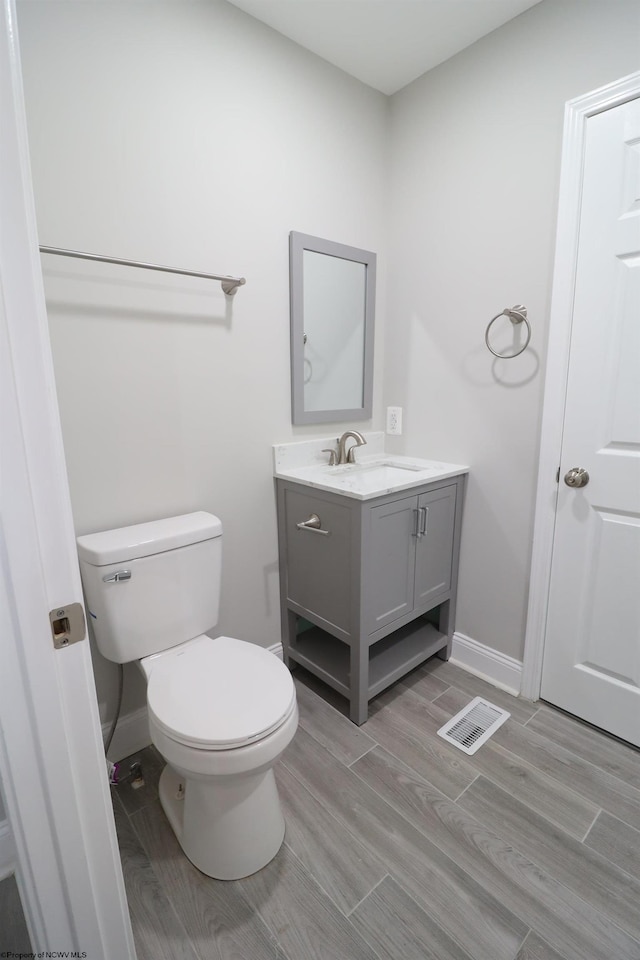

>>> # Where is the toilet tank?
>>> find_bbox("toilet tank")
[77,512,222,663]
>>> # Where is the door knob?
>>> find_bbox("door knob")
[564,467,589,488]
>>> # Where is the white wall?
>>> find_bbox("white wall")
[17,0,389,734]
[385,0,640,661]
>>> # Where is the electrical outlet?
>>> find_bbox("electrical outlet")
[386,406,402,436]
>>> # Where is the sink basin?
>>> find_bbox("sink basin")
[315,459,434,489]
[333,459,424,474]
[317,463,437,496]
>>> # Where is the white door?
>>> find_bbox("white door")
[0,1,135,954]
[540,96,640,745]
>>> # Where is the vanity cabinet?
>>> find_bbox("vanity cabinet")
[276,473,466,724]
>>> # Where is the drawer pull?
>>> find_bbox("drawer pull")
[296,514,331,536]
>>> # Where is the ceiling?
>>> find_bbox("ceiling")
[225,0,543,95]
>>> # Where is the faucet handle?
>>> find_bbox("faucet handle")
[322,448,337,466]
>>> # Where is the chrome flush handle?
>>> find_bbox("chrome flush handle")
[102,569,132,583]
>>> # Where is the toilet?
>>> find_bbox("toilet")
[76,511,298,880]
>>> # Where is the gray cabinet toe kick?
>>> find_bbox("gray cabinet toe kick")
[276,473,466,724]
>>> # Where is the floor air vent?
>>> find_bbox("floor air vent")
[437,696,510,755]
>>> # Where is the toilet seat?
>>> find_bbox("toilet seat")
[146,635,296,751]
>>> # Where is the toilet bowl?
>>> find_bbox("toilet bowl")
[140,633,298,879]
[76,512,298,881]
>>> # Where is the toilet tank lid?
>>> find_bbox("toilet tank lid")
[77,512,222,566]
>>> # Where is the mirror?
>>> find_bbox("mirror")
[290,231,376,425]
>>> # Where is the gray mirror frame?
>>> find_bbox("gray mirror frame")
[290,231,376,425]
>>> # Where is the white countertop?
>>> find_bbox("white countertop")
[273,435,468,501]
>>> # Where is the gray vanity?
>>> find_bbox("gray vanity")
[274,436,468,724]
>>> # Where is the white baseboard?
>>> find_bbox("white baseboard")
[268,642,284,661]
[0,818,16,881]
[450,632,522,696]
[103,706,151,763]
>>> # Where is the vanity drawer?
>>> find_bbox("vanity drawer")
[282,488,353,636]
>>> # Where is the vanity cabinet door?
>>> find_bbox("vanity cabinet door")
[366,496,417,635]
[414,485,456,610]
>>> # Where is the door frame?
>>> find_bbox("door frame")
[0,1,135,955]
[521,70,640,701]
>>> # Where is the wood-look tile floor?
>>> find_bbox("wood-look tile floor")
[0,873,31,954]
[112,659,640,960]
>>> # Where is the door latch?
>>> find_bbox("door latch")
[50,602,86,650]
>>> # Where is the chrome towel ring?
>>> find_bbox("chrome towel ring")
[485,304,531,358]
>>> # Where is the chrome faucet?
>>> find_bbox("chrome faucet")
[336,430,367,465]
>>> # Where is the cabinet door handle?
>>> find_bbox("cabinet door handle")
[413,506,428,538]
[296,513,331,536]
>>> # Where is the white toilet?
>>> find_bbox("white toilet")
[77,511,298,880]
